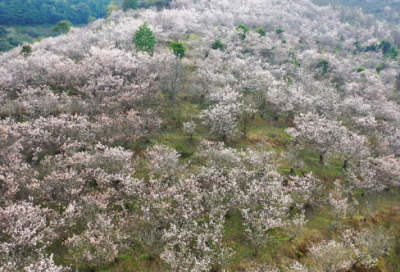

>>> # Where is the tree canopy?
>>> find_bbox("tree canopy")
[52,20,72,34]
[134,22,156,53]
[0,0,109,25]
[169,41,186,58]
[123,0,139,11]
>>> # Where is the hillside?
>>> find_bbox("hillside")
[0,0,175,52]
[0,0,400,271]
[313,0,400,22]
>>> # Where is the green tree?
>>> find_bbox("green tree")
[353,40,363,51]
[0,38,12,52]
[21,44,32,54]
[211,39,224,51]
[75,2,92,24]
[169,41,186,58]
[123,0,139,11]
[255,27,266,36]
[0,26,7,38]
[276,28,285,34]
[236,23,250,40]
[316,58,329,75]
[53,20,72,34]
[379,40,392,55]
[134,22,156,53]
[389,46,399,59]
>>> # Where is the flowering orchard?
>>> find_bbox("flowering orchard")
[0,0,400,271]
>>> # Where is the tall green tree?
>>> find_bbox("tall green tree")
[123,0,139,11]
[134,22,156,53]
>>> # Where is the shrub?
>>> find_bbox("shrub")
[255,26,266,36]
[169,41,186,58]
[316,58,329,75]
[236,23,250,40]
[357,66,365,73]
[21,44,32,54]
[211,39,224,50]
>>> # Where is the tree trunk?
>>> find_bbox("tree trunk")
[319,154,324,165]
[342,159,348,169]
[243,115,248,139]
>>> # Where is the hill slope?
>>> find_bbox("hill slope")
[313,0,400,22]
[0,0,400,271]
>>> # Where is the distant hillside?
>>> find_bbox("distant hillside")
[0,0,110,26]
[313,0,400,22]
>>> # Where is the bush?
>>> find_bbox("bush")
[255,27,266,36]
[169,41,186,58]
[316,58,329,75]
[236,23,250,40]
[211,39,224,51]
[389,46,399,59]
[276,28,285,34]
[376,64,383,74]
[357,66,365,73]
[21,44,32,54]
[380,40,392,55]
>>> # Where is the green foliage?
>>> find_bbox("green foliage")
[374,40,400,59]
[0,26,7,38]
[21,44,32,54]
[236,23,250,40]
[357,66,365,73]
[255,26,266,36]
[52,20,72,34]
[88,16,96,24]
[316,58,329,75]
[134,22,156,53]
[388,45,399,59]
[211,39,224,51]
[353,40,363,51]
[169,41,186,58]
[138,253,150,260]
[0,0,108,25]
[123,0,139,11]
[276,28,285,34]
[365,43,378,52]
[107,3,118,18]
[376,64,383,74]
[0,37,12,52]
[380,40,392,55]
